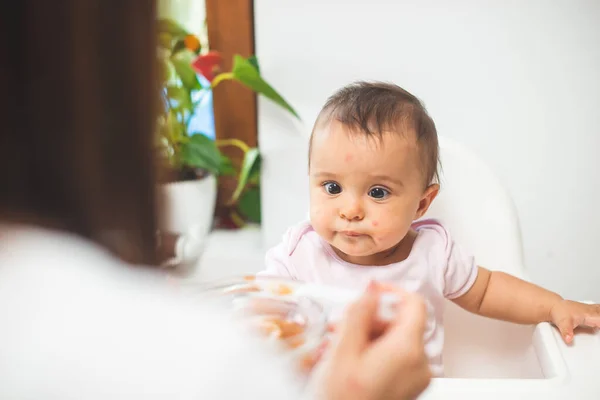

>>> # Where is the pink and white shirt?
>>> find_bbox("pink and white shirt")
[259,218,479,376]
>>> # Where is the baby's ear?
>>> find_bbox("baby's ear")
[414,184,439,220]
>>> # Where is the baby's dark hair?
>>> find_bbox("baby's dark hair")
[311,81,440,187]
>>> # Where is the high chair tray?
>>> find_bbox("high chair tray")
[293,283,599,400]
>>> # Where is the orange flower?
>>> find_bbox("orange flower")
[183,34,201,53]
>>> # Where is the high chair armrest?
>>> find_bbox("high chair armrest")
[549,301,600,379]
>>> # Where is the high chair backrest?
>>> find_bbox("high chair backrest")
[260,135,527,277]
[424,136,526,277]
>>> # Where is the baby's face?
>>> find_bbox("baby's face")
[309,121,436,264]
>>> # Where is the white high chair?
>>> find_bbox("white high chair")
[259,135,599,399]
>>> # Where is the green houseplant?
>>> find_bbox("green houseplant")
[156,18,299,228]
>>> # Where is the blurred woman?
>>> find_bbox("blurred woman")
[0,1,431,398]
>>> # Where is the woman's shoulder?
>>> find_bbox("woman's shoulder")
[0,225,302,399]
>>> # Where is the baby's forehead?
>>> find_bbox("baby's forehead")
[310,121,419,157]
[309,122,423,177]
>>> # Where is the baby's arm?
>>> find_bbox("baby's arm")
[453,267,600,343]
[452,267,561,324]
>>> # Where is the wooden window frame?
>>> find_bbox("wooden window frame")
[205,0,257,209]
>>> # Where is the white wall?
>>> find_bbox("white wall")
[158,0,206,38]
[255,0,600,302]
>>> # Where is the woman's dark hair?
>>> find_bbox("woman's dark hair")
[0,1,162,265]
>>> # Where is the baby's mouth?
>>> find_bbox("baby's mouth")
[339,230,366,237]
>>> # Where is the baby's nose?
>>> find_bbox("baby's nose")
[339,199,364,221]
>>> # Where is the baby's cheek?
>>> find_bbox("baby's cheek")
[310,203,324,219]
[311,214,333,241]
[371,222,404,244]
[310,205,328,227]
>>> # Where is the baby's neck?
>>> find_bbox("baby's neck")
[333,230,417,266]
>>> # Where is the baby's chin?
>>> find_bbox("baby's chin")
[330,238,380,257]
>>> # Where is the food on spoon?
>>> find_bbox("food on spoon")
[224,284,261,294]
[257,317,304,340]
[202,276,326,375]
[273,284,294,296]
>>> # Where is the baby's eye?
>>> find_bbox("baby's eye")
[323,182,342,195]
[369,187,389,199]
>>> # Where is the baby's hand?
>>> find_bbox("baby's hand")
[549,300,600,343]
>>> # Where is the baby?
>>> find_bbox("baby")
[258,81,600,376]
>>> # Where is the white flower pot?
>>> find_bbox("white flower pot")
[160,174,217,270]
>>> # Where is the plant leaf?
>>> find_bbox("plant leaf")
[167,109,185,143]
[229,147,260,204]
[219,154,237,176]
[247,55,260,72]
[231,55,299,119]
[237,187,261,223]
[160,58,177,82]
[171,50,202,91]
[158,33,174,49]
[157,18,189,38]
[166,85,193,113]
[171,39,187,56]
[180,133,221,176]
[247,153,261,186]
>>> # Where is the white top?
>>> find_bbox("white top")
[0,225,303,399]
[260,218,479,377]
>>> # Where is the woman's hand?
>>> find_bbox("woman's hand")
[320,281,432,400]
